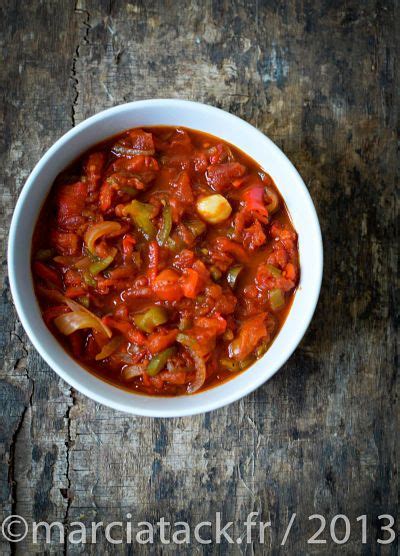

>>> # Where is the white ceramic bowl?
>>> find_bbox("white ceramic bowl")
[8,99,323,417]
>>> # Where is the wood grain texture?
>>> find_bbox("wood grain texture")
[0,1,398,554]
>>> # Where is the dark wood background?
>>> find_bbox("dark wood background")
[1,1,398,554]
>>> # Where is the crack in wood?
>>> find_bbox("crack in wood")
[63,387,76,554]
[7,373,34,555]
[70,4,91,127]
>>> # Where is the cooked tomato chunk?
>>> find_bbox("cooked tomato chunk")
[206,162,246,191]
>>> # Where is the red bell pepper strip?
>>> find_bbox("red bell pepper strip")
[241,187,268,218]
[33,261,63,288]
[102,316,146,345]
[43,305,71,326]
[147,329,178,355]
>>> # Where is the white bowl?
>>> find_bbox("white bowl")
[8,99,323,417]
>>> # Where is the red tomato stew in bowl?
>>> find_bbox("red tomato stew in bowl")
[32,126,299,396]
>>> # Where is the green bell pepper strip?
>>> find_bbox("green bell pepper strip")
[122,200,156,240]
[176,333,198,348]
[165,234,184,253]
[89,255,114,276]
[266,264,281,278]
[185,219,206,238]
[121,186,139,197]
[226,226,235,239]
[77,295,90,308]
[134,306,168,333]
[178,316,192,331]
[255,339,269,358]
[83,269,97,287]
[220,356,255,372]
[85,249,102,263]
[95,335,123,361]
[220,358,242,372]
[156,203,172,246]
[146,347,177,376]
[210,265,222,282]
[226,265,243,288]
[35,248,55,261]
[269,288,285,311]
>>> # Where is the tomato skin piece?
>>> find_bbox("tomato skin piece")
[141,372,152,388]
[229,313,268,361]
[154,284,183,302]
[158,369,187,385]
[206,162,246,191]
[56,181,87,230]
[149,374,164,390]
[241,186,268,219]
[113,154,159,176]
[122,234,137,261]
[152,269,183,302]
[243,220,266,251]
[85,152,104,192]
[126,129,155,153]
[270,222,297,254]
[102,316,146,345]
[172,171,194,205]
[173,249,196,271]
[193,259,210,281]
[213,237,249,263]
[106,264,136,281]
[195,314,227,335]
[99,181,114,212]
[147,329,178,355]
[193,151,208,172]
[267,245,289,269]
[255,263,295,292]
[283,263,297,281]
[50,230,80,256]
[65,286,87,298]
[209,143,231,165]
[180,268,203,299]
[63,268,83,287]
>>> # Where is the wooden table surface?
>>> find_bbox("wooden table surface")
[1,1,398,554]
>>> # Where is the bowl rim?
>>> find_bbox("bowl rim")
[7,99,323,417]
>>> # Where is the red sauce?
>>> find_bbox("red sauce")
[32,126,299,396]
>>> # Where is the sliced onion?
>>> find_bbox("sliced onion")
[177,334,206,394]
[112,145,155,157]
[264,186,279,213]
[35,286,112,338]
[63,298,112,338]
[122,363,147,380]
[84,221,122,253]
[186,346,206,394]
[115,353,136,364]
[95,336,123,361]
[54,310,106,336]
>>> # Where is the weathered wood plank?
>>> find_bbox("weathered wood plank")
[0,1,81,554]
[0,1,398,554]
